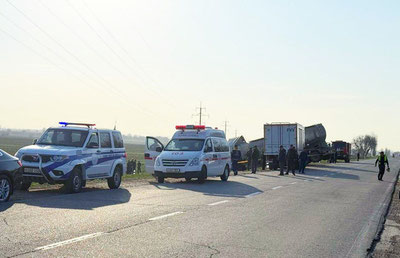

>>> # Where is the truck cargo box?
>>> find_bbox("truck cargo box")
[264,123,305,156]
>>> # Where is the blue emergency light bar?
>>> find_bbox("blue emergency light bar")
[59,122,96,128]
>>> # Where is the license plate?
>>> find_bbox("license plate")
[24,168,41,174]
[166,168,180,172]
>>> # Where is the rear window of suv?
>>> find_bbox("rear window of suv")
[100,132,112,148]
[112,132,124,148]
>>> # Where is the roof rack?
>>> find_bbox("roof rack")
[59,122,96,128]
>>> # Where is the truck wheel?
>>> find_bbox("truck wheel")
[19,181,32,191]
[220,165,230,182]
[198,166,207,184]
[108,166,122,189]
[157,176,165,183]
[0,175,12,202]
[65,167,83,194]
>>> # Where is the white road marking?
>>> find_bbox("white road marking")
[149,211,183,221]
[35,232,105,251]
[272,186,283,190]
[208,200,230,206]
[290,182,297,185]
[314,177,320,179]
[245,191,262,198]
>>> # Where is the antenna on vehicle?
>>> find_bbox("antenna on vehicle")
[114,120,117,130]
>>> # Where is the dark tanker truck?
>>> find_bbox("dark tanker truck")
[332,141,351,163]
[304,124,333,163]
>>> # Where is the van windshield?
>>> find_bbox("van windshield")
[37,129,89,147]
[164,139,205,151]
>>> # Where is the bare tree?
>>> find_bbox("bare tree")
[353,134,378,158]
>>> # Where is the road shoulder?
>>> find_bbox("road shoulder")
[371,170,400,257]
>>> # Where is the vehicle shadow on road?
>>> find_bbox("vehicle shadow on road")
[309,163,376,174]
[150,179,262,198]
[1,187,131,211]
[303,167,361,180]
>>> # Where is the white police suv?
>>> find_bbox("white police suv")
[15,122,127,193]
[145,125,231,183]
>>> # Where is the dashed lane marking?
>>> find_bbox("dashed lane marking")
[149,211,184,221]
[208,200,230,206]
[245,191,262,198]
[35,232,105,251]
[272,186,283,190]
[290,182,297,184]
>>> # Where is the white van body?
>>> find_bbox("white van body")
[15,122,127,193]
[145,125,231,183]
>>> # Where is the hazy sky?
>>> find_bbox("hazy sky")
[0,0,399,150]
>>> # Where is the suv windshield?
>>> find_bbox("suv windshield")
[164,139,205,151]
[37,129,89,147]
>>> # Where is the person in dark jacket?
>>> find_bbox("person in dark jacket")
[375,151,389,181]
[278,146,286,176]
[286,145,298,175]
[251,146,260,174]
[231,145,242,176]
[246,148,252,171]
[299,150,308,174]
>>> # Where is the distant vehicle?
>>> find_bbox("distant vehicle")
[0,149,22,202]
[15,122,127,193]
[304,124,333,163]
[264,123,305,170]
[145,125,231,183]
[332,141,351,163]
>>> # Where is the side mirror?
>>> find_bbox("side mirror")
[156,146,162,152]
[33,139,37,145]
[87,142,99,149]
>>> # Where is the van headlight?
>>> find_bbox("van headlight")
[50,155,68,162]
[189,158,200,166]
[156,157,161,166]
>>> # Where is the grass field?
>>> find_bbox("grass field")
[0,136,149,176]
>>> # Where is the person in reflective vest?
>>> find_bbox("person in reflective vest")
[375,151,389,181]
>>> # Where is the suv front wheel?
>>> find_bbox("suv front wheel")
[66,167,83,194]
[108,166,122,189]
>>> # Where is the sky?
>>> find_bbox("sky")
[0,0,399,150]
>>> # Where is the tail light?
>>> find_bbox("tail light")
[123,152,127,158]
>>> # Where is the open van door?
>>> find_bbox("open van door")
[145,137,164,174]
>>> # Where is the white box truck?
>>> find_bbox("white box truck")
[263,123,305,170]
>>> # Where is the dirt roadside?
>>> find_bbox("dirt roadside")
[371,172,400,257]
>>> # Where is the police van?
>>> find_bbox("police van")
[145,125,231,183]
[15,122,127,193]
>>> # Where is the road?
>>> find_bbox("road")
[1,159,399,258]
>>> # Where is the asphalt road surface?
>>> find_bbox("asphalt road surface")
[1,159,399,258]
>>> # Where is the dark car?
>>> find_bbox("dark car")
[0,149,22,202]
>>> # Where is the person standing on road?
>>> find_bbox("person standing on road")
[278,146,287,176]
[137,161,142,173]
[251,146,260,174]
[375,151,390,181]
[247,148,253,171]
[333,150,337,163]
[231,145,242,176]
[132,159,137,174]
[299,150,308,174]
[357,153,360,161]
[286,145,298,176]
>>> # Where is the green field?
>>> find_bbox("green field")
[0,136,149,175]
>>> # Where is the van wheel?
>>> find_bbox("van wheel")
[220,165,230,181]
[198,166,207,184]
[108,166,122,189]
[19,181,32,191]
[157,176,165,183]
[0,175,12,203]
[66,167,83,194]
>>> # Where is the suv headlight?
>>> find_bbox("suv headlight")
[156,157,161,166]
[189,158,200,166]
[50,155,68,162]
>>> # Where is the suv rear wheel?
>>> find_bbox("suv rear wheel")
[108,166,122,189]
[65,167,83,194]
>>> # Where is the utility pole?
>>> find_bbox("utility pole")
[192,102,209,125]
[223,120,229,135]
[235,129,238,138]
